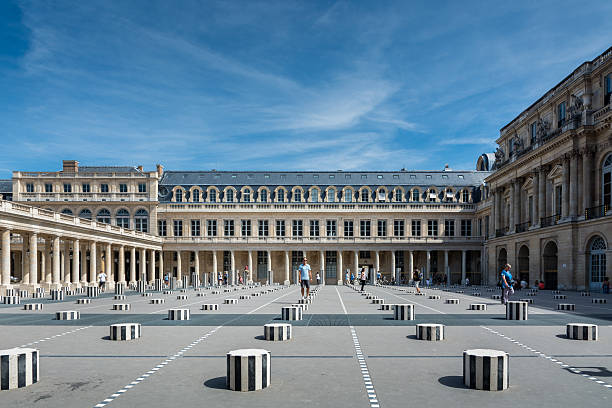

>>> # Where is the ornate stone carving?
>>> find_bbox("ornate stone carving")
[568,94,584,121]
[512,134,524,152]
[494,146,505,164]
[535,118,550,142]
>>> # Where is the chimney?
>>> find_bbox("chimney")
[137,165,143,172]
[156,164,164,177]
[62,160,79,173]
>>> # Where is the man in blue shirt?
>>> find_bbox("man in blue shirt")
[500,264,513,305]
[298,258,312,298]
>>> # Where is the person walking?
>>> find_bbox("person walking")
[164,273,169,288]
[500,264,514,305]
[98,270,107,291]
[299,257,312,298]
[360,266,367,291]
[413,269,421,294]
[316,272,321,285]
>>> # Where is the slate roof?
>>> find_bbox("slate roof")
[79,166,142,173]
[0,180,12,193]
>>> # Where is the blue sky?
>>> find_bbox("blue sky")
[1,0,611,177]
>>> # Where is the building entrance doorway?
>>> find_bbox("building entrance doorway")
[518,245,529,284]
[542,241,558,290]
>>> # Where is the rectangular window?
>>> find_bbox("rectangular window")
[411,220,421,236]
[224,219,235,236]
[292,220,303,237]
[275,220,285,237]
[485,215,490,237]
[119,183,127,193]
[207,219,217,237]
[138,183,146,193]
[173,220,183,237]
[555,185,562,215]
[377,219,387,237]
[259,220,269,237]
[226,189,234,202]
[359,251,371,259]
[427,220,438,236]
[606,74,612,105]
[360,219,371,237]
[326,220,337,237]
[158,220,167,236]
[530,121,537,143]
[393,219,404,237]
[82,183,90,193]
[557,102,566,127]
[44,183,53,193]
[528,195,534,225]
[192,189,200,202]
[411,190,419,201]
[63,183,72,193]
[344,220,354,237]
[100,184,109,193]
[135,216,148,233]
[478,218,483,237]
[243,190,251,202]
[26,183,34,193]
[191,219,200,236]
[241,219,251,237]
[460,219,472,237]
[444,219,455,236]
[310,220,319,237]
[325,251,337,278]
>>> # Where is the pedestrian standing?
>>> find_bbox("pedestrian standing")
[316,272,321,285]
[298,257,312,298]
[500,264,514,305]
[360,267,367,291]
[413,269,421,294]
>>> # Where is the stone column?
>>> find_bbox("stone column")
[29,233,38,287]
[337,250,343,285]
[408,250,414,280]
[193,250,199,284]
[461,250,467,284]
[42,242,50,284]
[532,170,540,225]
[426,250,431,279]
[52,236,61,288]
[570,152,578,218]
[72,239,81,287]
[266,251,272,284]
[374,250,380,284]
[118,245,126,284]
[582,149,592,214]
[63,239,71,285]
[89,241,97,285]
[444,250,449,285]
[284,250,290,285]
[391,250,396,282]
[493,189,499,232]
[539,166,547,222]
[562,156,570,219]
[1,229,11,288]
[139,248,146,282]
[128,247,135,284]
[230,250,235,285]
[176,250,182,281]
[320,250,325,285]
[247,250,253,283]
[490,190,496,236]
[353,250,359,280]
[105,244,112,284]
[158,250,164,281]
[149,249,155,283]
[22,233,29,285]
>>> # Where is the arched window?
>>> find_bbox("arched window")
[328,188,336,203]
[277,189,285,203]
[135,209,148,232]
[116,209,130,228]
[260,189,268,203]
[590,236,607,290]
[209,189,217,202]
[310,188,319,202]
[175,188,183,202]
[360,189,369,202]
[412,189,420,202]
[445,189,455,201]
[242,189,251,202]
[79,209,92,220]
[61,209,73,215]
[96,209,111,224]
[603,153,612,209]
[394,188,402,202]
[344,188,353,203]
[428,189,438,202]
[462,189,470,203]
[192,189,200,202]
[293,189,302,202]
[226,189,234,202]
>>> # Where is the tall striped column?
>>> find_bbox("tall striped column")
[506,301,528,320]
[0,348,39,390]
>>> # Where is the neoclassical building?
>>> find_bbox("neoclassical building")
[0,46,610,292]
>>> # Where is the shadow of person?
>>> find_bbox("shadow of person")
[254,335,266,340]
[438,375,466,389]
[203,376,227,390]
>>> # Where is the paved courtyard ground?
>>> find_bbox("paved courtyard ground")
[1,283,610,407]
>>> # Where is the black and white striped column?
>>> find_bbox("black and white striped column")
[115,283,125,295]
[445,299,460,304]
[112,304,130,311]
[56,311,80,320]
[76,298,91,304]
[281,306,302,321]
[201,304,219,311]
[557,304,575,311]
[372,298,385,304]
[163,290,174,295]
[176,295,188,300]
[553,294,567,300]
[226,349,270,391]
[592,298,607,304]
[566,323,598,341]
[240,295,251,300]
[150,298,165,304]
[154,279,163,292]
[86,286,100,298]
[141,293,153,297]
[469,304,487,311]
[506,301,528,320]
[196,293,206,297]
[298,298,312,304]
[291,303,309,311]
[114,295,126,300]
[224,298,238,304]
[416,323,445,341]
[394,304,415,320]
[18,290,29,298]
[50,290,64,300]
[109,323,141,341]
[491,295,501,300]
[0,348,39,390]
[380,304,395,311]
[519,298,534,304]
[463,349,509,391]
[168,308,190,320]
[264,323,292,341]
[137,281,146,293]
[3,296,20,305]
[428,295,441,299]
[181,276,188,289]
[23,303,43,311]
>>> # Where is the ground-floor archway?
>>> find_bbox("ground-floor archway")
[542,241,558,290]
[518,245,529,284]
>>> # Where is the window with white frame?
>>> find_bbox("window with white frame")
[326,220,337,236]
[191,219,200,236]
[135,209,148,232]
[275,220,285,236]
[243,189,251,202]
[96,209,111,224]
[310,220,319,237]
[344,220,354,237]
[116,209,130,228]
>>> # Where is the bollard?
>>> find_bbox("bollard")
[463,349,509,391]
[416,323,445,341]
[109,323,141,341]
[264,323,292,341]
[226,349,270,391]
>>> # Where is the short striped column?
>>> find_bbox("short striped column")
[380,304,395,311]
[196,293,206,297]
[201,304,219,311]
[566,323,598,341]
[491,295,501,300]
[264,323,292,341]
[506,301,528,320]
[50,290,64,300]
[115,283,125,295]
[3,296,20,305]
[557,303,575,311]
[592,298,607,304]
[469,304,487,311]
[18,290,29,298]
[415,292,426,296]
[372,298,385,304]
[226,349,270,391]
[114,295,126,300]
[416,323,445,341]
[281,306,302,321]
[179,289,187,293]
[445,299,460,304]
[109,323,141,341]
[176,295,188,300]
[580,292,591,296]
[76,298,91,304]
[168,308,190,320]
[519,298,534,304]
[552,290,562,295]
[56,311,79,320]
[0,348,39,390]
[224,299,238,304]
[394,304,415,320]
[251,292,261,297]
[163,290,174,295]
[137,281,146,293]
[211,290,221,295]
[86,286,100,298]
[181,276,188,289]
[31,292,45,299]
[23,303,43,311]
[240,295,251,300]
[553,294,567,300]
[291,303,309,311]
[471,292,481,297]
[141,293,153,297]
[150,298,165,304]
[463,349,509,391]
[428,295,441,299]
[112,304,130,311]
[154,279,163,292]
